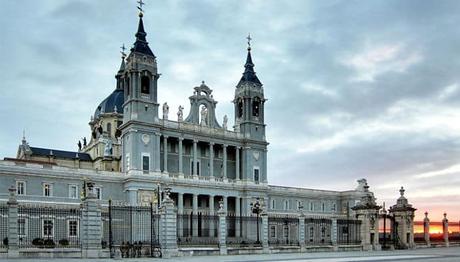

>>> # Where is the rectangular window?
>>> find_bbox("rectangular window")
[271,199,276,209]
[332,203,336,211]
[309,227,314,239]
[190,160,200,175]
[142,155,150,171]
[310,202,314,211]
[95,187,102,200]
[43,183,52,197]
[18,218,26,236]
[270,225,276,238]
[16,181,26,195]
[68,220,78,237]
[254,168,260,184]
[297,201,302,210]
[283,225,289,238]
[69,184,78,199]
[43,220,54,237]
[322,203,325,212]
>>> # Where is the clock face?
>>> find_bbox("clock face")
[142,134,150,145]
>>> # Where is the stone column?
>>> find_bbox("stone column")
[235,147,240,181]
[223,196,228,212]
[261,213,269,253]
[163,136,168,173]
[442,213,449,247]
[154,133,161,172]
[178,138,184,176]
[192,194,198,236]
[209,142,214,179]
[331,218,338,251]
[299,213,306,252]
[193,140,198,178]
[81,186,104,258]
[209,195,215,215]
[223,144,228,181]
[160,194,178,258]
[217,205,227,255]
[235,197,241,237]
[177,193,184,237]
[423,212,430,247]
[7,186,19,258]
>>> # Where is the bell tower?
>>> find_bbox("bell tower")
[234,35,266,141]
[120,7,161,173]
[234,35,268,184]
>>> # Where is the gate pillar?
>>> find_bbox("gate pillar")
[389,187,416,249]
[351,181,381,251]
[159,189,178,258]
[7,186,19,258]
[81,182,106,258]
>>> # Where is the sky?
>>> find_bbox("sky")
[1,0,459,222]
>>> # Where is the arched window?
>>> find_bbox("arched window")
[252,97,261,117]
[126,78,130,96]
[237,99,243,118]
[141,75,150,94]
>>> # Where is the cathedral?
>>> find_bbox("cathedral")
[0,6,418,257]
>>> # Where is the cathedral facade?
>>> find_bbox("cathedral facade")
[1,10,375,244]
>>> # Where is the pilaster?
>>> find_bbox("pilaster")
[299,213,306,252]
[160,194,178,258]
[261,213,269,253]
[217,208,227,255]
[81,187,104,258]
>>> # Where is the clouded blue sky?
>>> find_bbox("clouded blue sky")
[1,0,459,221]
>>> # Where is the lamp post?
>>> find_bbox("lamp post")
[250,197,263,244]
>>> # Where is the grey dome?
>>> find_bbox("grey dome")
[94,89,124,119]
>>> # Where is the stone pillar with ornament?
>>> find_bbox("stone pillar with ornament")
[7,186,19,258]
[159,187,178,258]
[351,180,381,251]
[389,187,416,249]
[442,213,449,247]
[423,212,430,247]
[81,181,106,258]
[217,199,228,255]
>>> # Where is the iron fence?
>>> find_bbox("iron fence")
[17,205,81,249]
[304,218,332,245]
[268,215,300,246]
[226,214,262,247]
[177,212,218,246]
[337,219,361,245]
[104,202,160,258]
[0,205,7,251]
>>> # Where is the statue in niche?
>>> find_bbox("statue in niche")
[223,115,228,130]
[200,106,208,126]
[103,139,113,157]
[177,105,184,122]
[162,102,169,120]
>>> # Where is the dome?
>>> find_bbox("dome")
[93,89,124,119]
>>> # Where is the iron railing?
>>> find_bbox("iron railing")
[268,215,300,246]
[177,212,218,246]
[17,205,81,249]
[0,205,8,251]
[226,214,262,247]
[337,219,361,245]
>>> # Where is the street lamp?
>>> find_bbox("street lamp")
[250,197,263,244]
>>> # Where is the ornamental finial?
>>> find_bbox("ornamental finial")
[120,43,126,58]
[137,0,145,17]
[246,33,252,51]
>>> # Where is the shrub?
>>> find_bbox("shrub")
[32,238,44,246]
[44,239,55,248]
[3,237,8,246]
[59,239,69,246]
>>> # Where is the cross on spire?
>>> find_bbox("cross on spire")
[120,43,126,58]
[137,0,145,15]
[246,33,252,50]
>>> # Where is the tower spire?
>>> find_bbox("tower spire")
[238,34,261,86]
[131,0,155,57]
